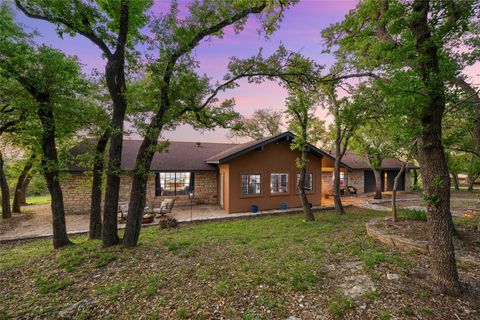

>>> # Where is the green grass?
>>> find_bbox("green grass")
[0,209,438,319]
[399,208,427,221]
[25,195,51,204]
[36,276,73,294]
[328,293,356,317]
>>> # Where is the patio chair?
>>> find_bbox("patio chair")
[157,199,175,217]
[118,204,152,222]
[347,186,357,196]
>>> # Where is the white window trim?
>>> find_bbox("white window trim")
[270,173,289,194]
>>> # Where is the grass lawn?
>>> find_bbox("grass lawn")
[0,208,478,319]
[25,194,51,205]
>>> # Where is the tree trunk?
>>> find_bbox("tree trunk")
[299,150,315,221]
[19,171,34,205]
[37,100,71,248]
[0,151,12,219]
[411,0,460,294]
[102,3,130,247]
[452,173,459,191]
[466,175,476,192]
[333,157,345,215]
[89,130,110,240]
[333,128,345,215]
[123,130,162,247]
[392,162,407,222]
[12,154,34,213]
[373,168,383,199]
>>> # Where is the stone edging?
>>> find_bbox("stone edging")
[366,218,480,266]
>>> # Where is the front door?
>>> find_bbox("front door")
[364,170,376,193]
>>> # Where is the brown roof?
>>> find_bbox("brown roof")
[332,151,417,170]
[68,140,236,172]
[67,132,349,172]
[206,131,342,165]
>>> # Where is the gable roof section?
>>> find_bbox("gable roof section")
[205,131,345,166]
[333,151,417,170]
[68,140,236,172]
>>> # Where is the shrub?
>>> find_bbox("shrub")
[400,209,427,221]
[410,182,422,191]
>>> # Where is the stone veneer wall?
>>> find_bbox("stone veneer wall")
[321,172,333,196]
[348,171,364,193]
[62,171,218,215]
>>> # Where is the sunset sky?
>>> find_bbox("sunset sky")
[13,1,478,143]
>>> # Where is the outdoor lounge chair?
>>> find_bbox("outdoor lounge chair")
[157,199,175,217]
[118,204,152,222]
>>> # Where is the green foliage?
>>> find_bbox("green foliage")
[423,193,441,207]
[321,0,478,175]
[95,251,118,268]
[286,88,324,166]
[0,4,103,181]
[176,307,189,319]
[378,309,392,320]
[36,276,73,294]
[143,274,165,298]
[229,108,284,140]
[15,0,152,55]
[328,293,356,317]
[400,209,427,221]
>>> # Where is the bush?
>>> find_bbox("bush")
[410,183,422,191]
[400,209,427,221]
[27,175,48,196]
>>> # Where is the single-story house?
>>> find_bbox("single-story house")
[63,132,348,214]
[326,151,416,194]
[62,132,415,214]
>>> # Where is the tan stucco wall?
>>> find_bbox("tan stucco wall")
[62,171,218,215]
[221,141,323,213]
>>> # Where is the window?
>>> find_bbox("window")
[155,172,194,196]
[297,172,313,192]
[270,173,289,193]
[241,174,261,195]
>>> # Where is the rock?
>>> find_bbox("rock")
[344,261,363,272]
[285,317,300,320]
[340,275,376,299]
[58,299,89,317]
[403,206,427,212]
[387,273,399,280]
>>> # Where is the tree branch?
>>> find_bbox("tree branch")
[15,0,113,58]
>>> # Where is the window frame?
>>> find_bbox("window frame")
[270,172,289,195]
[155,171,194,197]
[240,173,262,197]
